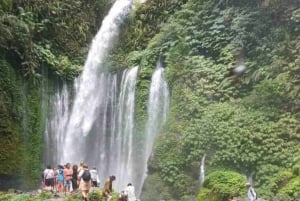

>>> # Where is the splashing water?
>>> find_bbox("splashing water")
[44,0,168,194]
[139,61,170,195]
[61,0,134,163]
[199,154,206,185]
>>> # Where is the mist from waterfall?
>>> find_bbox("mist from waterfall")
[87,67,139,192]
[44,83,71,165]
[44,66,139,191]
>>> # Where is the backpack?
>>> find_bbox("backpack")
[250,188,258,200]
[82,170,91,182]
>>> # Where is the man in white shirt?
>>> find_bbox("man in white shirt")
[125,183,137,201]
[90,167,100,187]
[43,165,54,190]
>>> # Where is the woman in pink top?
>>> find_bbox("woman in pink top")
[63,163,73,193]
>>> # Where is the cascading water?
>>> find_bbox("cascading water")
[83,67,139,192]
[62,0,134,164]
[199,154,206,185]
[44,66,139,192]
[139,61,170,194]
[43,0,167,195]
[21,83,29,139]
[44,83,71,165]
[109,67,139,191]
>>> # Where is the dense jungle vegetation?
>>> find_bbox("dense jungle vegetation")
[0,0,300,200]
[0,0,112,190]
[115,0,300,200]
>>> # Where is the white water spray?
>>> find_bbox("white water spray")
[62,0,134,163]
[44,83,70,165]
[113,66,139,191]
[139,61,170,195]
[199,154,206,185]
[44,0,169,195]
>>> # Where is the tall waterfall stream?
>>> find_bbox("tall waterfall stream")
[44,0,169,196]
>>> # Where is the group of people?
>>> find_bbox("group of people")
[43,163,100,190]
[42,163,137,201]
[44,163,257,201]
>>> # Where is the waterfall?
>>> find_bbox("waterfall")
[61,0,134,163]
[199,154,206,185]
[43,0,163,194]
[81,67,139,192]
[44,83,71,165]
[21,83,28,139]
[110,67,139,191]
[44,66,139,191]
[139,61,170,195]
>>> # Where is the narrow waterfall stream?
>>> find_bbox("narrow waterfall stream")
[199,154,206,185]
[44,83,71,166]
[139,61,170,195]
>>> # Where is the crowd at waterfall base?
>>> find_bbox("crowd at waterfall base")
[42,162,138,201]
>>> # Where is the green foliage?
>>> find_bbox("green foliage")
[197,188,211,201]
[0,0,110,80]
[140,173,174,201]
[0,190,117,201]
[0,0,299,199]
[0,0,112,190]
[197,170,245,201]
[242,79,288,119]
[0,0,12,12]
[64,191,85,201]
[291,8,300,24]
[89,190,105,201]
[278,177,300,198]
[26,0,299,199]
[35,44,82,80]
[119,0,188,51]
[0,190,57,201]
[0,60,23,178]
[139,0,300,199]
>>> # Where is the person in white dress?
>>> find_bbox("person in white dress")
[125,183,137,201]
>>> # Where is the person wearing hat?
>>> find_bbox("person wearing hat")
[246,182,257,201]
